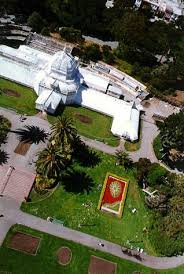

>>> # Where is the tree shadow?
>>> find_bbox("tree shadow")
[15,125,48,144]
[0,150,9,165]
[61,169,94,194]
[73,140,101,167]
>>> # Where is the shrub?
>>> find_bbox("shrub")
[153,134,162,160]
[147,163,168,187]
[34,175,56,192]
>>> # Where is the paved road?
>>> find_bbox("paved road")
[1,195,184,270]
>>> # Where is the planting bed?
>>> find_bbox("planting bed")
[8,231,40,255]
[75,113,92,124]
[98,173,128,218]
[88,256,117,274]
[14,142,31,155]
[57,246,72,265]
[2,89,20,97]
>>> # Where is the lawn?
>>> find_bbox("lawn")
[124,121,142,152]
[1,225,184,274]
[0,78,37,115]
[22,151,155,255]
[48,105,119,146]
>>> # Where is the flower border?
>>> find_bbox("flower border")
[98,172,129,218]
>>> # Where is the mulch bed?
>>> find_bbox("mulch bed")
[88,256,117,274]
[14,142,31,156]
[8,231,40,255]
[57,246,72,265]
[2,89,20,97]
[75,113,92,124]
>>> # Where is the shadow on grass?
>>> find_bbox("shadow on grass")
[61,169,94,194]
[73,140,101,167]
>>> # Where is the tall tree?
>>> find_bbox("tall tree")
[159,110,184,158]
[50,116,77,149]
[36,143,70,178]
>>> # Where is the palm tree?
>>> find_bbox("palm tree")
[50,116,77,148]
[36,143,71,178]
[115,150,133,169]
[15,125,48,144]
[0,150,9,165]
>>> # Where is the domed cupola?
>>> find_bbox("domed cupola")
[47,50,79,80]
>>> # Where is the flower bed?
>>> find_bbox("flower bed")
[98,173,129,218]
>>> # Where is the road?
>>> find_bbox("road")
[1,195,184,270]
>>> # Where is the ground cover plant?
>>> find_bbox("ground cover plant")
[48,105,119,146]
[2,225,184,274]
[22,151,153,254]
[0,78,37,115]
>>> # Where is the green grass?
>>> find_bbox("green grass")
[0,78,37,115]
[48,105,119,146]
[153,134,162,160]
[1,225,184,274]
[124,121,142,152]
[22,151,155,255]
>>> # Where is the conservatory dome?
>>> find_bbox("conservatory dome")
[47,50,79,78]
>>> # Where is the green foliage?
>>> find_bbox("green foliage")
[147,163,167,187]
[36,143,70,178]
[59,27,83,43]
[27,11,45,33]
[159,110,184,156]
[148,173,184,256]
[34,174,56,192]
[80,44,102,62]
[136,158,152,186]
[0,115,11,145]
[153,134,163,160]
[115,150,133,169]
[41,26,50,36]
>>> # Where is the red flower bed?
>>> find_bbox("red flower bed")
[102,175,126,205]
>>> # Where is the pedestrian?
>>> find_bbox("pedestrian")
[98,242,104,247]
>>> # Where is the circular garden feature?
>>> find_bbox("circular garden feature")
[57,246,72,265]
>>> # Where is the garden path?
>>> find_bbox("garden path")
[1,195,184,270]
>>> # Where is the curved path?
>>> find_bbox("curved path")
[0,195,184,270]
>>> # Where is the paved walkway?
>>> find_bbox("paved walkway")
[1,195,184,270]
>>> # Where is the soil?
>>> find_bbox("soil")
[57,247,72,265]
[2,89,20,97]
[8,232,40,255]
[88,256,117,274]
[141,101,151,108]
[14,142,31,156]
[166,90,184,107]
[75,113,92,124]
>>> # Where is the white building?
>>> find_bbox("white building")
[0,44,143,141]
[135,0,184,21]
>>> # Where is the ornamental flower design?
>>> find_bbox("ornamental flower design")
[109,181,122,198]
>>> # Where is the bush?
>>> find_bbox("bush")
[153,134,162,160]
[41,27,50,36]
[27,12,46,33]
[34,175,56,192]
[147,163,167,187]
[0,115,11,145]
[59,27,84,43]
[83,44,102,62]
